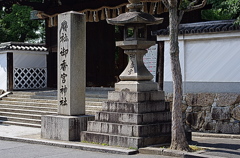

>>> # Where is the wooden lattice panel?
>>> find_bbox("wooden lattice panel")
[14,68,47,89]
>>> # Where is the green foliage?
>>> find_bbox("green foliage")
[202,0,240,24]
[179,0,191,10]
[202,9,232,20]
[0,4,45,43]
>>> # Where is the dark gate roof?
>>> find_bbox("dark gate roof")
[153,20,240,36]
[1,0,168,27]
[0,0,167,15]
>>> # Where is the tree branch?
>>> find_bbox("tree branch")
[178,10,185,24]
[188,0,199,7]
[183,0,207,12]
[162,0,170,9]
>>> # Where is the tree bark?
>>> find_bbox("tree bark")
[168,1,190,151]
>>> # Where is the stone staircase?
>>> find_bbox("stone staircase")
[0,88,112,128]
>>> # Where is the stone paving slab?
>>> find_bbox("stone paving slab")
[0,135,137,155]
[139,147,225,158]
[192,132,240,139]
[0,125,137,155]
[0,124,239,157]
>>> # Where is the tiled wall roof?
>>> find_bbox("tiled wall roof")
[0,42,47,51]
[153,20,240,36]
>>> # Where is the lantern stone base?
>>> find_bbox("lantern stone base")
[81,91,171,148]
[115,81,159,92]
[41,115,94,141]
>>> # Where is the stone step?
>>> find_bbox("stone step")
[85,97,107,102]
[87,121,171,137]
[85,105,102,111]
[35,91,57,96]
[5,95,107,103]
[0,88,110,128]
[0,111,41,120]
[0,107,57,115]
[95,111,172,125]
[0,102,101,114]
[11,90,57,96]
[81,131,171,148]
[5,93,57,100]
[0,116,41,125]
[85,101,102,106]
[29,95,57,100]
[5,96,106,102]
[0,103,57,112]
[86,93,108,98]
[8,94,38,99]
[11,89,109,98]
[2,97,58,104]
[0,100,103,106]
[0,120,41,128]
[0,100,57,108]
[108,91,165,102]
[85,110,97,116]
[102,101,169,113]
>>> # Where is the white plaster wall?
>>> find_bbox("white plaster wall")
[185,37,240,82]
[160,32,240,83]
[14,53,47,68]
[164,40,185,82]
[0,54,7,91]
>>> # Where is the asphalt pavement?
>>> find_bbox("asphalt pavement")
[0,139,173,158]
[189,136,240,158]
[0,124,240,158]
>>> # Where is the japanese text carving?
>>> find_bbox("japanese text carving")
[60,60,68,71]
[59,20,69,106]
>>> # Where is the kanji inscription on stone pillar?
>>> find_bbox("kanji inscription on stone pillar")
[58,11,86,115]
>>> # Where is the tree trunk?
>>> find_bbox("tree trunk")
[169,3,190,151]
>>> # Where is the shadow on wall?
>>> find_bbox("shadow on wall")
[0,117,10,126]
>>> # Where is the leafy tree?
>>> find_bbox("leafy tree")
[202,0,240,23]
[0,4,44,43]
[162,0,207,151]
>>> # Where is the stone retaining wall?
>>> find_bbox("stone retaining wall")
[165,93,240,134]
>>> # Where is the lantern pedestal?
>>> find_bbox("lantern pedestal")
[115,81,158,92]
[81,90,171,148]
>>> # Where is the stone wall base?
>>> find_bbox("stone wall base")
[41,115,94,141]
[166,92,240,134]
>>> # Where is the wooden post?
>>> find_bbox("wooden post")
[7,53,13,91]
[157,41,164,90]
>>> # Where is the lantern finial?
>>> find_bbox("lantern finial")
[127,0,143,12]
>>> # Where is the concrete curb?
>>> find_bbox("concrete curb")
[139,147,226,158]
[0,135,137,155]
[192,132,240,139]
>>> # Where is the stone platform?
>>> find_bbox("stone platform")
[81,90,171,148]
[42,115,94,141]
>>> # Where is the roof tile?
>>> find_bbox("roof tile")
[0,42,47,51]
[153,20,240,36]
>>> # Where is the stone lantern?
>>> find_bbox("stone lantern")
[81,1,171,149]
[107,0,163,92]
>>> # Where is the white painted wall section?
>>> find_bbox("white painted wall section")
[185,37,240,82]
[14,53,47,68]
[0,54,7,91]
[157,31,240,93]
[164,40,185,82]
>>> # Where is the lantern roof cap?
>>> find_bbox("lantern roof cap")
[107,0,163,26]
[107,11,163,26]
